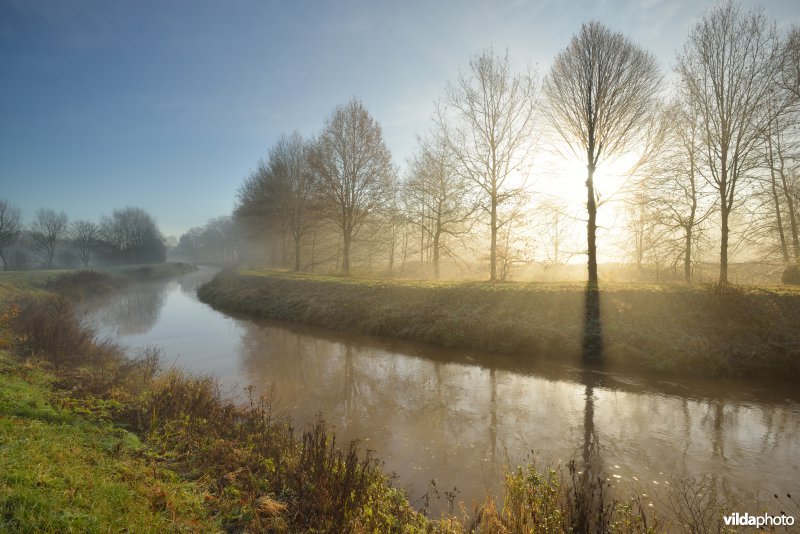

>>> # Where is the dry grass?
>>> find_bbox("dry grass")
[199,269,800,379]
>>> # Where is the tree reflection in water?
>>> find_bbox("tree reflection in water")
[86,282,169,336]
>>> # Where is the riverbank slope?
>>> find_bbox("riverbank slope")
[0,262,196,304]
[198,268,800,380]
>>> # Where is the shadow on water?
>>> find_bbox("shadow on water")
[581,370,601,477]
[580,282,602,477]
[579,284,604,507]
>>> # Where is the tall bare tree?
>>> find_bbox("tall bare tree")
[677,2,779,284]
[405,135,477,278]
[0,199,22,271]
[30,208,68,268]
[543,21,662,285]
[310,98,394,275]
[69,219,100,267]
[763,90,800,263]
[271,133,316,270]
[436,48,537,281]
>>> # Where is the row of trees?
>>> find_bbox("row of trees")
[173,216,239,264]
[236,100,395,276]
[235,1,799,284]
[619,4,800,284]
[0,202,166,270]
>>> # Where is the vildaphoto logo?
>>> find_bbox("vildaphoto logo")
[722,512,795,528]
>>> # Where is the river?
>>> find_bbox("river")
[80,266,800,515]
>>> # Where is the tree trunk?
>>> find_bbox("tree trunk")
[0,250,6,271]
[586,163,598,286]
[433,229,441,280]
[310,230,317,271]
[767,124,791,263]
[720,200,729,285]
[684,226,693,283]
[294,235,301,271]
[342,232,351,275]
[779,170,800,261]
[770,169,789,263]
[490,196,497,281]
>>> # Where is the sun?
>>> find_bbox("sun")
[540,149,640,201]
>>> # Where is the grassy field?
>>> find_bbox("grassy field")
[198,268,800,379]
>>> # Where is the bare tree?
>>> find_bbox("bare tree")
[436,48,537,281]
[404,135,477,278]
[100,207,164,264]
[495,198,532,281]
[0,199,22,271]
[676,2,779,283]
[271,133,316,270]
[30,208,68,268]
[763,90,800,263]
[69,219,100,267]
[536,199,578,266]
[543,21,662,285]
[237,133,318,270]
[310,98,395,275]
[623,177,676,280]
[780,25,800,103]
[644,101,715,282]
[236,160,288,267]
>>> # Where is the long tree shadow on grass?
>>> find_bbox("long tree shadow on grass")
[582,283,603,363]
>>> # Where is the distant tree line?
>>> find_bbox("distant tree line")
[173,216,239,264]
[0,203,166,270]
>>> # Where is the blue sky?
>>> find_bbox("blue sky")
[1,0,798,237]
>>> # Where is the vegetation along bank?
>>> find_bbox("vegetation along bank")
[198,268,800,380]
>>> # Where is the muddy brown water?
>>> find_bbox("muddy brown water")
[80,266,800,516]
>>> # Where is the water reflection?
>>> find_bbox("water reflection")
[236,319,800,512]
[84,282,168,336]
[81,268,800,515]
[581,370,601,483]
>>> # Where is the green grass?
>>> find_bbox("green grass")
[199,268,800,379]
[0,351,219,533]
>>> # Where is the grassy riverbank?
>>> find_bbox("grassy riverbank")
[0,267,763,531]
[0,262,196,304]
[198,268,800,380]
[0,272,429,532]
[0,349,217,532]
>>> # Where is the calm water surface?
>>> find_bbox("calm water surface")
[80,267,800,513]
